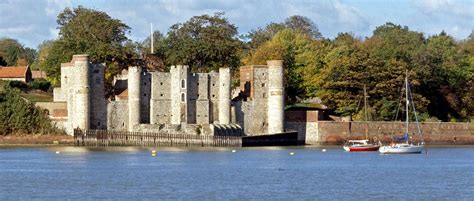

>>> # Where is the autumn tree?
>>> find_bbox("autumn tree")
[244,29,330,102]
[245,15,322,50]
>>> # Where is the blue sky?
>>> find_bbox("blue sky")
[0,0,473,49]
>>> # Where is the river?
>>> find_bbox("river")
[0,146,473,200]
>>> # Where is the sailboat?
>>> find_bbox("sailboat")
[343,85,381,152]
[379,71,425,154]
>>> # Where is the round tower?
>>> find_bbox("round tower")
[73,54,90,131]
[218,67,231,124]
[267,60,284,134]
[128,66,141,132]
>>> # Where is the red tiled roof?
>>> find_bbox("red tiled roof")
[0,66,28,78]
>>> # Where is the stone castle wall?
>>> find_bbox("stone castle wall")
[47,54,283,137]
[308,121,474,145]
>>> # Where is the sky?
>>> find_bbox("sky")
[0,0,473,49]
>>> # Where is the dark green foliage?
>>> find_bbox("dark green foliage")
[165,12,242,72]
[0,38,37,66]
[0,82,54,135]
[42,6,137,91]
[8,81,29,91]
[29,79,51,92]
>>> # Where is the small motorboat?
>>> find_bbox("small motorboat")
[343,140,380,152]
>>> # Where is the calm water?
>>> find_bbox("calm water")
[0,146,473,200]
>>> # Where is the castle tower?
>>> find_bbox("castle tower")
[170,65,188,124]
[128,66,141,131]
[72,54,90,130]
[267,60,284,134]
[218,67,231,124]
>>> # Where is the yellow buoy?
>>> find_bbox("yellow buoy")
[322,149,327,152]
[231,150,236,153]
[151,153,156,157]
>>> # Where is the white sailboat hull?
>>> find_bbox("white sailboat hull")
[379,144,424,154]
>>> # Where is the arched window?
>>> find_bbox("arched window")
[181,93,186,102]
[181,79,186,89]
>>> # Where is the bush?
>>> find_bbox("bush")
[30,79,51,92]
[0,84,55,135]
[8,80,29,91]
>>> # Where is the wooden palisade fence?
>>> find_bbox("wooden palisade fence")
[74,129,242,147]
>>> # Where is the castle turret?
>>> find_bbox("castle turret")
[267,60,284,134]
[170,65,188,124]
[72,54,90,130]
[218,67,231,124]
[128,66,141,131]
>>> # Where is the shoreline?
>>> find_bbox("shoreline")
[0,134,74,146]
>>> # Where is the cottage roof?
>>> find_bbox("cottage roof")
[0,66,28,78]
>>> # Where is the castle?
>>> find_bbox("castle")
[47,54,286,137]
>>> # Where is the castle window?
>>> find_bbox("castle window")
[212,94,215,98]
[197,82,199,86]
[122,122,125,127]
[261,83,265,87]
[262,93,266,98]
[160,94,163,97]
[144,93,147,97]
[181,93,186,102]
[212,83,215,87]
[144,82,147,86]
[262,73,265,76]
[98,122,101,126]
[160,82,163,85]
[93,69,99,73]
[197,94,199,98]
[181,79,186,89]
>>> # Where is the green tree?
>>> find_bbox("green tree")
[314,33,369,117]
[165,12,242,72]
[0,38,36,66]
[0,82,53,134]
[44,6,136,89]
[364,23,428,120]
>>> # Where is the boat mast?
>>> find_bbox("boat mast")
[364,85,368,140]
[405,70,409,144]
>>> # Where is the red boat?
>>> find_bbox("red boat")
[343,140,380,152]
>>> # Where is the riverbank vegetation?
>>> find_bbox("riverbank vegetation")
[0,81,57,135]
[1,6,472,122]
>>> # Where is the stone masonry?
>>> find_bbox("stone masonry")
[50,54,285,137]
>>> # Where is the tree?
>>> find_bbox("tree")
[245,15,322,50]
[165,12,242,72]
[314,33,369,117]
[243,29,330,102]
[284,15,322,39]
[363,23,428,120]
[0,38,36,66]
[0,82,53,134]
[43,6,137,91]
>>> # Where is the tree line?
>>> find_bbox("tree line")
[0,6,472,122]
